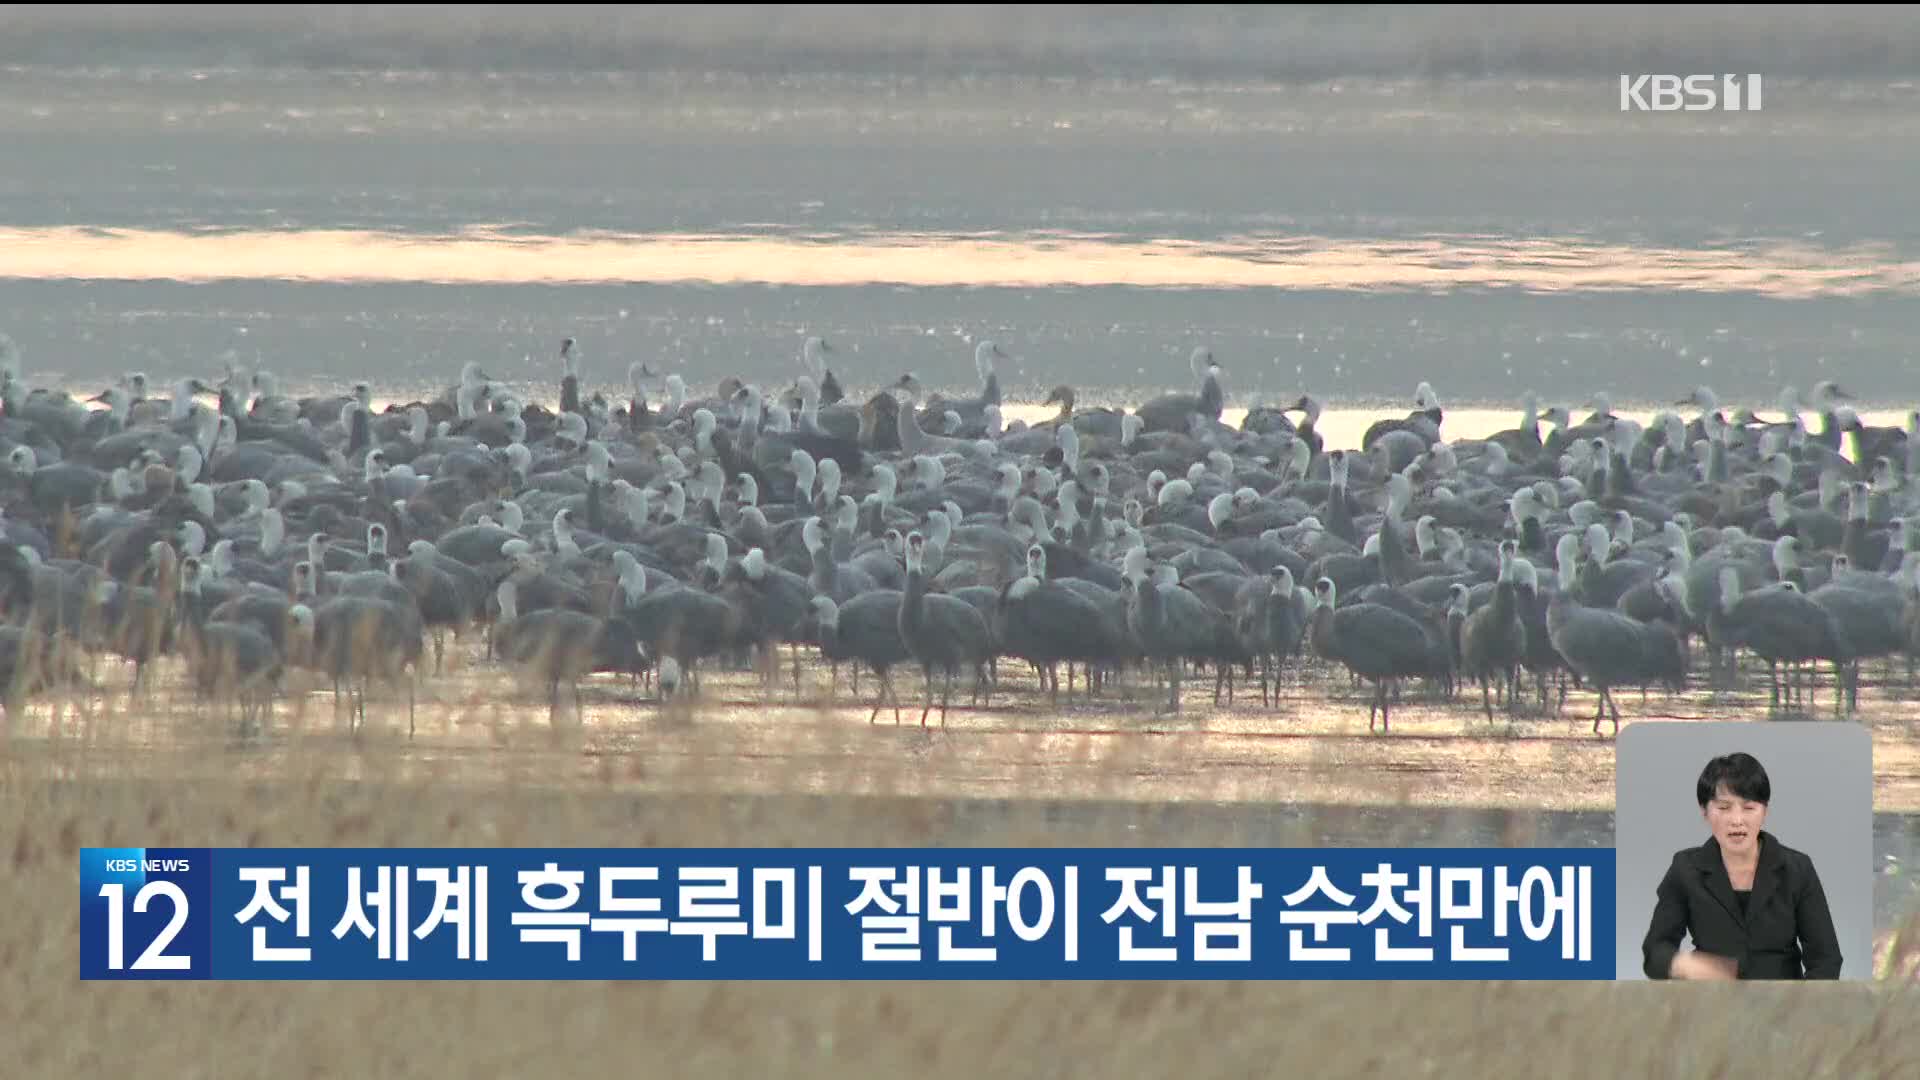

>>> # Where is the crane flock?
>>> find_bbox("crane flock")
[0,329,1913,741]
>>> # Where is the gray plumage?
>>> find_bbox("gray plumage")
[491,579,641,725]
[1808,581,1905,666]
[615,573,742,688]
[288,592,423,737]
[1711,567,1856,710]
[809,591,909,722]
[720,546,816,691]
[1231,565,1307,707]
[1125,559,1235,714]
[1459,555,1524,721]
[1135,351,1224,435]
[898,531,994,725]
[1307,576,1448,733]
[183,619,283,736]
[1542,576,1688,736]
[995,546,1122,703]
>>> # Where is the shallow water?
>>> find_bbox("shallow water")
[6,227,1917,298]
[5,39,1919,944]
[6,65,1920,403]
[10,648,1920,931]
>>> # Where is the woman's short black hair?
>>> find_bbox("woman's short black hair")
[1697,752,1771,807]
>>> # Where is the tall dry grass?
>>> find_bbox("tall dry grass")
[3,655,1919,1074]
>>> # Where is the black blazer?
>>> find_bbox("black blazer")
[1641,830,1843,980]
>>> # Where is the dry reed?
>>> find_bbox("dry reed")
[3,646,1917,1075]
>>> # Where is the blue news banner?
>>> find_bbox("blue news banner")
[80,848,1616,980]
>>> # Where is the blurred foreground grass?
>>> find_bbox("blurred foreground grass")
[3,664,1919,1074]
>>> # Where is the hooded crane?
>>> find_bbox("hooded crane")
[898,530,994,726]
[1232,564,1308,707]
[1136,347,1225,435]
[995,544,1123,704]
[1542,577,1685,737]
[491,577,642,727]
[181,618,285,737]
[607,551,742,693]
[718,546,815,693]
[281,593,422,739]
[1307,576,1448,733]
[1711,568,1856,711]
[808,592,910,722]
[1459,548,1525,721]
[1123,551,1239,712]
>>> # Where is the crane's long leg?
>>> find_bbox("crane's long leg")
[870,667,899,724]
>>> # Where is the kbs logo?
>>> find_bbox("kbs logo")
[1620,74,1763,112]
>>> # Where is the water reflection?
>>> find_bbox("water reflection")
[994,405,1911,463]
[3,226,1918,297]
[317,393,1907,465]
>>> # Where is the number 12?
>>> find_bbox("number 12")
[99,882,191,971]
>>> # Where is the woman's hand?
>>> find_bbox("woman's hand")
[1669,949,1738,981]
